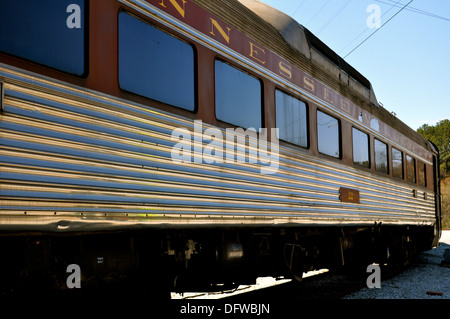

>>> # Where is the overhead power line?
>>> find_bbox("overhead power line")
[375,0,450,22]
[343,0,413,59]
[291,0,307,17]
[305,0,332,26]
[338,0,401,55]
[317,0,353,35]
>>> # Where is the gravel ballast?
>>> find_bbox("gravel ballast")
[344,230,450,299]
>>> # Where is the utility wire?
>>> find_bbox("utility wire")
[338,0,401,55]
[343,0,413,58]
[306,0,332,26]
[375,0,450,22]
[292,0,307,17]
[317,0,353,35]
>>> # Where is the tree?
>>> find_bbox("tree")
[417,119,450,177]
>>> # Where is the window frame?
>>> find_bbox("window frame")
[392,147,404,179]
[316,109,341,159]
[418,161,427,187]
[214,59,263,129]
[351,127,370,168]
[0,0,87,77]
[118,11,197,112]
[406,154,416,184]
[275,89,309,149]
[374,138,389,175]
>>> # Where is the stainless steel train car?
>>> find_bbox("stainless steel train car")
[0,0,441,295]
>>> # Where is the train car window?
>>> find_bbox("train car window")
[418,161,426,187]
[392,147,404,179]
[406,155,416,183]
[275,90,308,148]
[215,60,262,129]
[352,127,370,167]
[317,110,340,158]
[119,12,195,111]
[0,0,86,76]
[374,139,388,174]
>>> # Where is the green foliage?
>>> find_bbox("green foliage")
[418,120,450,229]
[417,119,450,177]
[441,177,450,229]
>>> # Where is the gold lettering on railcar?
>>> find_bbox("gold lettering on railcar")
[303,75,315,92]
[339,187,360,204]
[159,0,187,18]
[210,18,231,44]
[279,61,292,79]
[248,42,266,65]
[340,99,351,113]
[323,87,334,104]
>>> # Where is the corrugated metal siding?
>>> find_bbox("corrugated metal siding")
[0,66,436,232]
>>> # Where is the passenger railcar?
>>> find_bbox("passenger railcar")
[0,0,441,295]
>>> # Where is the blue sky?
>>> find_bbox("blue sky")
[258,0,450,130]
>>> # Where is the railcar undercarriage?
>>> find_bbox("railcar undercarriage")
[0,224,435,295]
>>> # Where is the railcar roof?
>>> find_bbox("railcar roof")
[238,0,371,89]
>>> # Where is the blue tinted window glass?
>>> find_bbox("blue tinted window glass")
[119,12,195,111]
[317,110,340,158]
[215,60,262,129]
[352,127,370,167]
[374,139,388,174]
[276,90,308,147]
[0,0,86,76]
[392,147,403,179]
